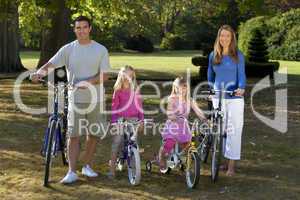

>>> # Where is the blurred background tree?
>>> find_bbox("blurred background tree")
[1,0,299,72]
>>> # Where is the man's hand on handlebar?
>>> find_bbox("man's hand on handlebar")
[30,72,44,84]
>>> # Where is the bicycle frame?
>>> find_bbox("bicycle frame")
[41,83,68,158]
[197,89,236,182]
[117,119,139,162]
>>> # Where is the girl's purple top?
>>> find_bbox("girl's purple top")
[161,96,192,143]
[111,89,144,123]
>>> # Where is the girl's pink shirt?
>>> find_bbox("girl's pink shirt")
[111,89,144,123]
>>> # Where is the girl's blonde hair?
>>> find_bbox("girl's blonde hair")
[170,77,190,102]
[113,65,137,91]
[213,25,238,65]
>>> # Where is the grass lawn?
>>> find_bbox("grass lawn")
[20,51,300,79]
[20,51,200,80]
[274,60,300,75]
[0,51,299,199]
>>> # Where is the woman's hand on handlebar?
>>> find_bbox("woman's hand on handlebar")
[234,88,245,97]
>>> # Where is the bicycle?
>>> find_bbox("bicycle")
[31,76,69,186]
[145,117,201,189]
[114,118,153,185]
[197,89,236,182]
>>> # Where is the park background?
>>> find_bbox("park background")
[0,0,300,200]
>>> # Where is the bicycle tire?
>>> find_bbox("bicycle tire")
[44,120,57,186]
[127,146,141,185]
[211,117,223,182]
[186,151,201,188]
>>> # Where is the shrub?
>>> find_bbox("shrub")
[248,29,269,62]
[191,55,208,67]
[270,41,300,61]
[245,61,280,79]
[191,55,208,81]
[285,25,300,45]
[125,35,154,53]
[190,55,280,80]
[94,34,123,51]
[160,33,188,50]
[238,8,300,61]
[238,16,269,57]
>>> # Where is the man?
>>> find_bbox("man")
[31,16,110,184]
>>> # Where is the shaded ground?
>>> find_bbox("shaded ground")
[0,71,299,199]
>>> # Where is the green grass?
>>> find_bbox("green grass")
[274,60,300,75]
[20,51,40,70]
[20,51,300,78]
[20,50,199,80]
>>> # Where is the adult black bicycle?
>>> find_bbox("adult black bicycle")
[198,89,235,182]
[31,76,69,186]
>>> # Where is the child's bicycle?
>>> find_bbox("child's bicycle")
[30,76,69,186]
[114,118,153,185]
[196,89,236,182]
[145,117,201,189]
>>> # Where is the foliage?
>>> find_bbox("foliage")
[160,33,187,50]
[124,35,154,53]
[238,8,300,61]
[248,29,269,62]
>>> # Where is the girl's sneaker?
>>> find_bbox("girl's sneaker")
[82,165,98,178]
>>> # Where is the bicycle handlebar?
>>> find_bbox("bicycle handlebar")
[111,118,154,126]
[200,89,236,97]
[29,73,72,90]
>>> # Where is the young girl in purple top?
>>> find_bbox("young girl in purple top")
[159,77,207,172]
[108,65,144,178]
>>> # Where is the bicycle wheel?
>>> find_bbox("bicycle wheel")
[61,113,68,165]
[199,135,211,163]
[116,158,124,171]
[145,160,152,172]
[186,151,201,189]
[44,120,57,186]
[61,131,68,166]
[211,117,223,182]
[127,146,141,185]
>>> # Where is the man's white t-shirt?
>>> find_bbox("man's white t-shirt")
[49,40,111,103]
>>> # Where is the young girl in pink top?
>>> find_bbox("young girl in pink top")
[108,65,144,178]
[159,77,207,172]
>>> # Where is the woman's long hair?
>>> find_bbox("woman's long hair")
[213,25,238,65]
[113,65,137,91]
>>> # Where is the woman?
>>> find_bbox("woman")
[207,25,246,176]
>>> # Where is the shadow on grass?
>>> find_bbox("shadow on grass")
[1,75,300,199]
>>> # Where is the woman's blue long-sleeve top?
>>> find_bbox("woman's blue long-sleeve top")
[207,51,246,99]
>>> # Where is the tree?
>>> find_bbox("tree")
[265,0,300,12]
[36,0,72,68]
[248,29,269,62]
[0,0,25,73]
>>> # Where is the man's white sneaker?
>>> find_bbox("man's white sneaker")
[82,165,98,177]
[60,171,78,184]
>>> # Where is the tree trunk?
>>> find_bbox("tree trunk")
[160,0,181,38]
[37,0,72,68]
[0,0,25,73]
